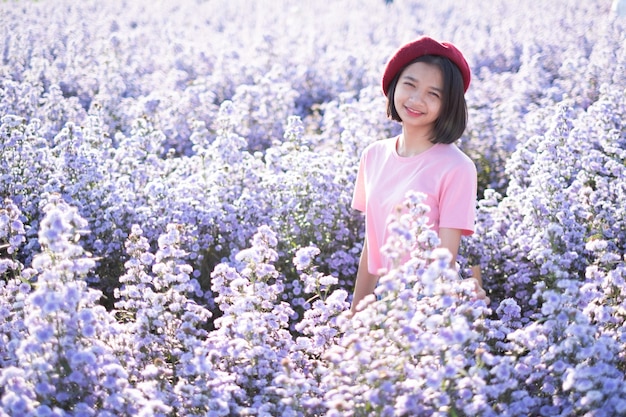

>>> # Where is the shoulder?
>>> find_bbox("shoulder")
[434,144,476,172]
[435,143,474,163]
[362,137,396,157]
[364,137,395,152]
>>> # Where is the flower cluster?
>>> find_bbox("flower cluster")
[0,198,27,278]
[207,226,318,415]
[1,0,626,415]
[114,223,237,415]
[0,196,157,415]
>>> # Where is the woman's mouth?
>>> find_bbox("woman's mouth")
[404,106,424,117]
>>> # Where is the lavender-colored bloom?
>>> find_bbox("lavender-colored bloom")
[293,246,320,271]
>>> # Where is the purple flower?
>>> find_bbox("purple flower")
[293,246,320,271]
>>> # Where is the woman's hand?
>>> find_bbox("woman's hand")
[469,265,489,304]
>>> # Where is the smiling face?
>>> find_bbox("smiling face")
[392,61,444,137]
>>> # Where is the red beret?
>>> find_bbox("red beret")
[381,36,471,95]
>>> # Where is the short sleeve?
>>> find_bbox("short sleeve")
[438,161,477,235]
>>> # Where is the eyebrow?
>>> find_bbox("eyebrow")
[402,75,443,92]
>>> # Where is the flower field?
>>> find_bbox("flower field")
[1,0,626,415]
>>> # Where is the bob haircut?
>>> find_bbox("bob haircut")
[386,55,467,144]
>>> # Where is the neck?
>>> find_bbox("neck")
[397,127,435,157]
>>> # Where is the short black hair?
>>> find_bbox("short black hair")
[386,55,467,144]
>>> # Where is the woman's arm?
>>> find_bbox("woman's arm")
[439,227,489,303]
[438,227,462,266]
[350,237,379,315]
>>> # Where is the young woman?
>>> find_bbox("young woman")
[350,36,486,314]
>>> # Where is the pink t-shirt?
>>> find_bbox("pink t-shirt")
[352,137,477,275]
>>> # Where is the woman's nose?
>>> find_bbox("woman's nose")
[408,89,425,103]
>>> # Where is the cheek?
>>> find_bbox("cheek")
[425,95,441,106]
[428,98,443,113]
